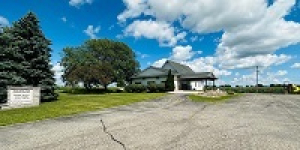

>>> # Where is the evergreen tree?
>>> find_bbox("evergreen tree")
[165,70,174,91]
[10,12,57,101]
[0,27,26,103]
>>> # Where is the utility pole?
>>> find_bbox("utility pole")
[256,66,259,93]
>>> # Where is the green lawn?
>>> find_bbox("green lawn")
[189,94,240,103]
[0,93,166,126]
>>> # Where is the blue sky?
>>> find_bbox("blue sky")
[1,0,300,86]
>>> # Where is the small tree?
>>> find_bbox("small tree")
[165,70,174,91]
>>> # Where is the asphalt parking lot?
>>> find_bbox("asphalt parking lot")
[0,94,300,150]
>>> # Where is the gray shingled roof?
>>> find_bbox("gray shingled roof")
[163,60,194,75]
[131,60,217,80]
[131,66,175,79]
[181,72,217,79]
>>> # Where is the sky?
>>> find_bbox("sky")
[1,0,300,86]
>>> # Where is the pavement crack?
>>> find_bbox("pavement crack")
[100,119,127,150]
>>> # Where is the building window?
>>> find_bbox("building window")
[156,76,159,79]
[135,82,141,84]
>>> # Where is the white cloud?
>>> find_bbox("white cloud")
[232,69,289,85]
[69,0,93,7]
[291,63,300,68]
[0,16,9,26]
[117,0,148,22]
[61,17,67,23]
[124,20,187,47]
[218,54,292,69]
[119,0,300,69]
[216,0,300,68]
[152,45,231,77]
[83,25,100,39]
[171,45,195,61]
[51,63,64,86]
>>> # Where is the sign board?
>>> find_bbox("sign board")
[6,87,40,109]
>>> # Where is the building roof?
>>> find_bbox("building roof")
[131,60,217,80]
[162,60,194,75]
[131,66,175,79]
[181,72,217,80]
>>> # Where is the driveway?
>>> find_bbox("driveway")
[0,94,300,150]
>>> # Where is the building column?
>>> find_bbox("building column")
[213,80,215,91]
[174,75,179,91]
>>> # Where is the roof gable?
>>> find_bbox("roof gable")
[162,60,194,75]
[131,66,169,78]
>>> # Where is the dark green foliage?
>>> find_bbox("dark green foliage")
[9,12,57,102]
[125,83,166,93]
[165,70,174,91]
[61,39,140,90]
[147,84,166,93]
[59,87,123,94]
[206,87,285,94]
[125,84,147,93]
[0,12,57,102]
[0,27,26,103]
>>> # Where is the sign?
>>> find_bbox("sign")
[10,89,33,105]
[5,87,40,109]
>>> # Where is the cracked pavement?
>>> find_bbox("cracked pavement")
[0,94,300,150]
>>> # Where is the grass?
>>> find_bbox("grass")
[189,94,241,103]
[0,93,166,126]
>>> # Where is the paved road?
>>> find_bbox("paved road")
[0,94,300,150]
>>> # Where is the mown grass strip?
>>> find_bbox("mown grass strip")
[0,93,166,126]
[189,94,241,103]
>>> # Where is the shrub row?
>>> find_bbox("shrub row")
[206,87,285,94]
[125,84,166,93]
[58,87,123,94]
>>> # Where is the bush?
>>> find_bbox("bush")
[125,84,147,93]
[147,84,166,93]
[227,90,235,95]
[217,87,285,94]
[59,86,124,94]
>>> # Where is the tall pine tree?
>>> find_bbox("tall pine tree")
[0,27,26,103]
[10,12,57,101]
[165,70,175,91]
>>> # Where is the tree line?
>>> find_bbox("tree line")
[0,12,57,102]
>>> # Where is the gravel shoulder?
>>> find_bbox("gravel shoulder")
[0,94,299,150]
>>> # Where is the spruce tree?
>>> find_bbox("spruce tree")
[0,27,26,103]
[165,69,175,91]
[10,12,57,101]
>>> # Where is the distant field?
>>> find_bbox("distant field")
[0,93,166,126]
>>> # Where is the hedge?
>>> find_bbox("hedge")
[125,84,147,93]
[206,87,285,94]
[125,84,166,93]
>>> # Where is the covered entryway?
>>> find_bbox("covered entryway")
[179,73,218,91]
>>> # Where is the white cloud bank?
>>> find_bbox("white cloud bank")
[124,20,186,47]
[119,0,300,69]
